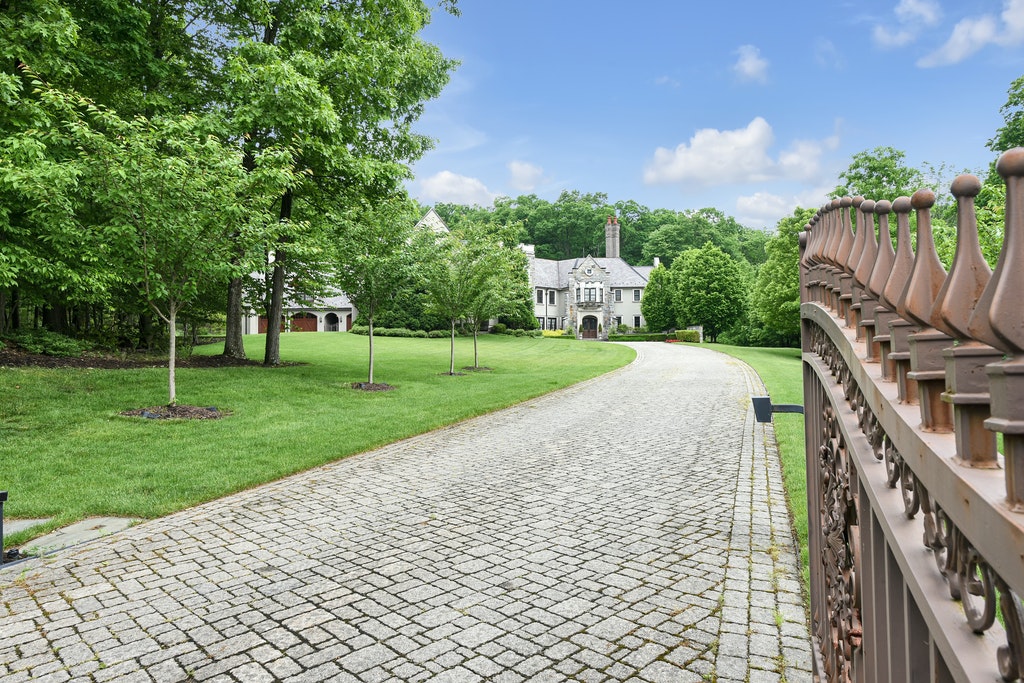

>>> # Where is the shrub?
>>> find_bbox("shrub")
[541,330,564,337]
[410,330,428,338]
[10,329,91,357]
[675,329,701,343]
[491,323,507,335]
[531,330,543,338]
[607,333,669,342]
[615,323,629,334]
[513,329,527,337]
[350,325,369,335]
[427,329,448,338]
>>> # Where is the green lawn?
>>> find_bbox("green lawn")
[0,333,634,546]
[703,343,809,589]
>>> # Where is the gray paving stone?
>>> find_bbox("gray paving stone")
[0,343,811,682]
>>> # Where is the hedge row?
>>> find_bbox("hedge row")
[607,333,671,342]
[349,326,543,339]
[675,329,701,342]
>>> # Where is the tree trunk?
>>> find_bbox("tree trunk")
[264,261,284,366]
[42,301,66,334]
[140,312,155,350]
[368,318,375,384]
[264,189,292,367]
[10,288,19,331]
[473,327,479,368]
[168,305,177,406]
[222,275,247,359]
[449,319,456,375]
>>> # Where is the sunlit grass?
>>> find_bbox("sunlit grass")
[0,333,634,545]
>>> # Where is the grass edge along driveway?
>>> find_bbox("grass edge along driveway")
[1,333,634,546]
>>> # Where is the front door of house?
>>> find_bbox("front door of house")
[582,316,598,339]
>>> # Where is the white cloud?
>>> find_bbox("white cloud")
[732,45,769,84]
[873,0,942,48]
[655,75,680,88]
[507,161,544,192]
[735,188,833,229]
[643,118,839,187]
[419,171,498,206]
[918,0,1024,66]
[873,25,916,48]
[895,0,942,25]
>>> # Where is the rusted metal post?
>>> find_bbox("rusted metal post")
[977,148,1024,509]
[849,198,869,339]
[881,197,918,398]
[837,197,857,326]
[854,200,879,354]
[933,174,1000,467]
[902,189,953,432]
[861,201,891,364]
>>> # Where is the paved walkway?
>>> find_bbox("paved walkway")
[1,343,813,683]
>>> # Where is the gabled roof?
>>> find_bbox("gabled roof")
[415,208,450,234]
[527,252,651,289]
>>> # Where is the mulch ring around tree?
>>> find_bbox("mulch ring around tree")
[461,366,492,372]
[120,405,227,420]
[351,382,395,392]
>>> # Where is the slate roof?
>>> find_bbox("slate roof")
[528,254,651,289]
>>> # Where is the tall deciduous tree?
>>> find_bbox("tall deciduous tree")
[639,264,674,333]
[989,75,1024,153]
[750,207,815,346]
[671,242,745,343]
[830,146,924,200]
[214,0,458,365]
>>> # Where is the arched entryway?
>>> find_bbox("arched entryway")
[582,315,598,339]
[325,312,340,331]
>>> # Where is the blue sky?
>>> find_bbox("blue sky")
[407,0,1024,230]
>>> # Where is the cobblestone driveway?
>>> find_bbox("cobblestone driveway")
[1,343,812,682]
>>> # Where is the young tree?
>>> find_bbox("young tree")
[332,199,417,386]
[671,242,745,343]
[462,224,531,368]
[989,75,1024,153]
[640,264,675,332]
[82,110,295,405]
[419,229,486,375]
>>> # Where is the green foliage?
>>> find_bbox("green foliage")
[640,263,675,332]
[989,75,1024,153]
[830,146,924,200]
[8,328,91,357]
[749,207,815,347]
[641,207,758,267]
[675,329,700,342]
[490,323,507,334]
[671,243,746,343]
[607,333,670,342]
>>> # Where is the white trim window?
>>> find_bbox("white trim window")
[633,315,642,328]
[614,289,622,302]
[536,289,544,304]
[633,289,641,302]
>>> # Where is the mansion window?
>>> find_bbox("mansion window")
[584,288,597,302]
[634,315,642,328]
[614,289,622,302]
[536,290,544,304]
[633,289,641,302]
[547,317,557,330]
[547,290,555,305]
[536,317,544,328]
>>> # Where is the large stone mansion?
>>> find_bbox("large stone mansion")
[243,212,653,340]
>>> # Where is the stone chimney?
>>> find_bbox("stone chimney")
[605,215,620,259]
[653,256,660,268]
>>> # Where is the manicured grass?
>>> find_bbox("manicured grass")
[703,343,809,590]
[0,333,634,546]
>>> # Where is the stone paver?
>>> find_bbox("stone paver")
[0,343,813,681]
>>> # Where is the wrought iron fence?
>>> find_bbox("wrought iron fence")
[800,148,1024,681]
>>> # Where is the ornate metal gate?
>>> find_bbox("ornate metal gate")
[800,150,1024,681]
